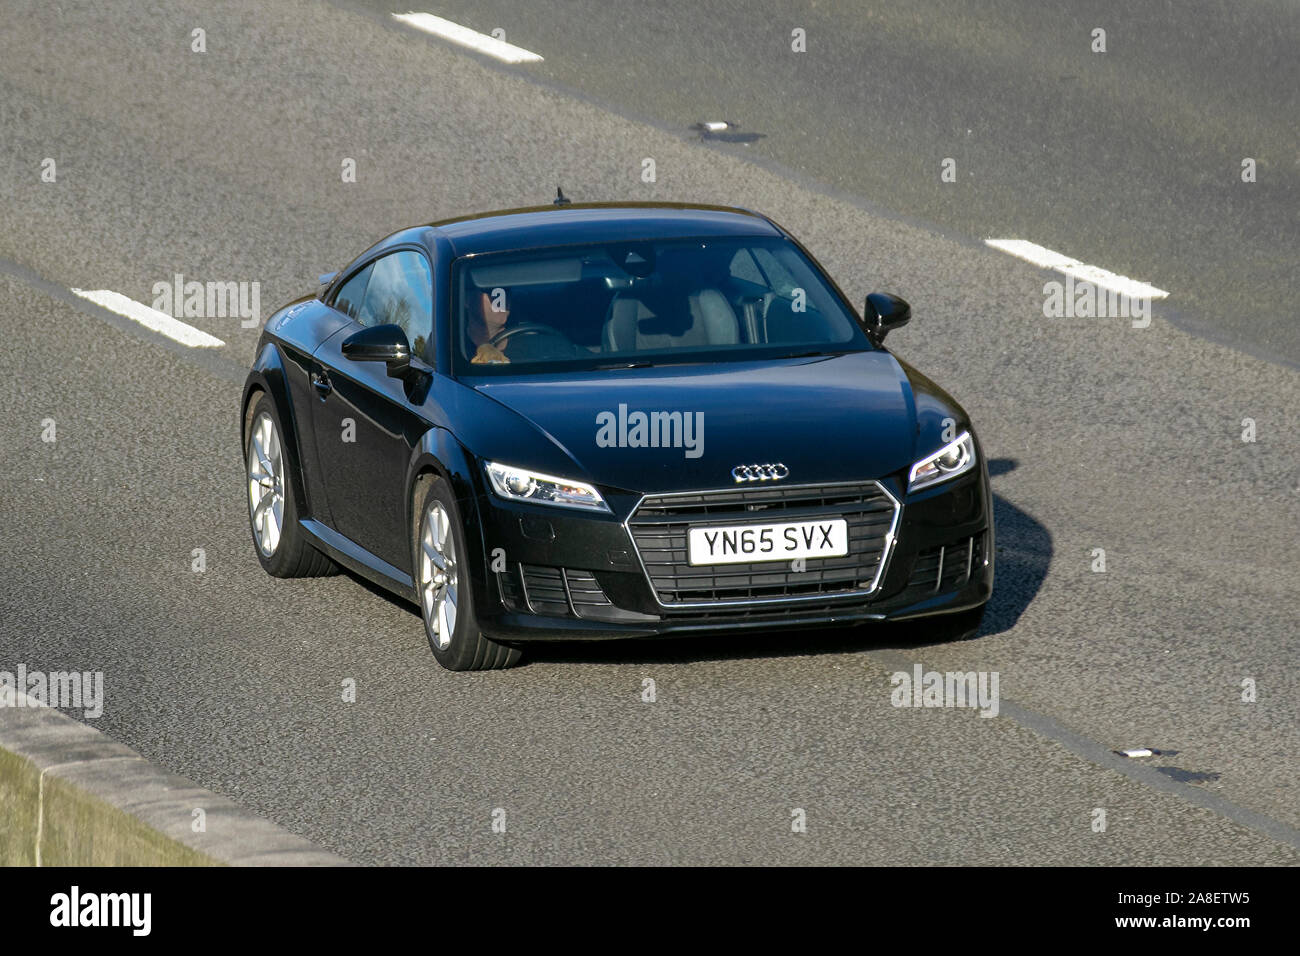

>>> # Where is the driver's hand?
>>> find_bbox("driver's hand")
[471,343,510,365]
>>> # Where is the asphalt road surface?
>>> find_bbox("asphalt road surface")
[0,0,1296,865]
[351,0,1300,365]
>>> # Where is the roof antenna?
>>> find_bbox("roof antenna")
[553,187,572,207]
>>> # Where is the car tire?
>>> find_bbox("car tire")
[930,603,986,642]
[244,392,338,578]
[412,475,523,671]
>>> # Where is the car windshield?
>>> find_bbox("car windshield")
[451,236,872,375]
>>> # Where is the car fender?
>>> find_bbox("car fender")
[242,343,311,517]
[896,357,973,464]
[405,427,494,610]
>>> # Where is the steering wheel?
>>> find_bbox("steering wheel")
[488,325,579,361]
[489,322,571,347]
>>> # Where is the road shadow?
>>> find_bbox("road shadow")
[525,458,1052,666]
[336,565,421,616]
[702,131,767,145]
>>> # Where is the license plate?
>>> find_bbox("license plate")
[687,519,849,566]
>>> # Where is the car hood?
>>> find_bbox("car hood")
[466,351,924,494]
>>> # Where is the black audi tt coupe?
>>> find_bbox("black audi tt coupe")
[241,201,993,670]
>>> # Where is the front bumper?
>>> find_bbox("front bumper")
[470,463,993,642]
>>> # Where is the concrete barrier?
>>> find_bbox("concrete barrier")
[0,690,347,866]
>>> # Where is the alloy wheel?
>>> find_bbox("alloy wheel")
[247,412,285,556]
[419,500,458,650]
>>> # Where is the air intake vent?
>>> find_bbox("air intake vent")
[900,532,987,601]
[521,565,568,616]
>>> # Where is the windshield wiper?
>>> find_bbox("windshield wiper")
[590,360,657,369]
[783,349,848,359]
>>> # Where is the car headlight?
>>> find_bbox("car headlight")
[485,461,610,512]
[907,431,976,492]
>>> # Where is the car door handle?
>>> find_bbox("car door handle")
[311,371,332,397]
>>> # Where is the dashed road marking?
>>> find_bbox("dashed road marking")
[391,12,544,63]
[985,239,1169,300]
[70,289,225,347]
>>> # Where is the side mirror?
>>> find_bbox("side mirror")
[863,292,911,346]
[342,324,411,375]
[318,271,338,286]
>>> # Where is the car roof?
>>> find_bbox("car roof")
[427,202,784,257]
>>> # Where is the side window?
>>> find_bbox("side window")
[360,251,434,358]
[333,263,374,323]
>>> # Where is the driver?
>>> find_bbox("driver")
[468,289,514,364]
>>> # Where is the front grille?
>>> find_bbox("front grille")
[664,600,871,624]
[626,481,899,606]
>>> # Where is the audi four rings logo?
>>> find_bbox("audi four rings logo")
[731,463,790,483]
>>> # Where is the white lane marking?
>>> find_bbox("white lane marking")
[391,12,544,63]
[985,239,1169,300]
[70,289,226,347]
